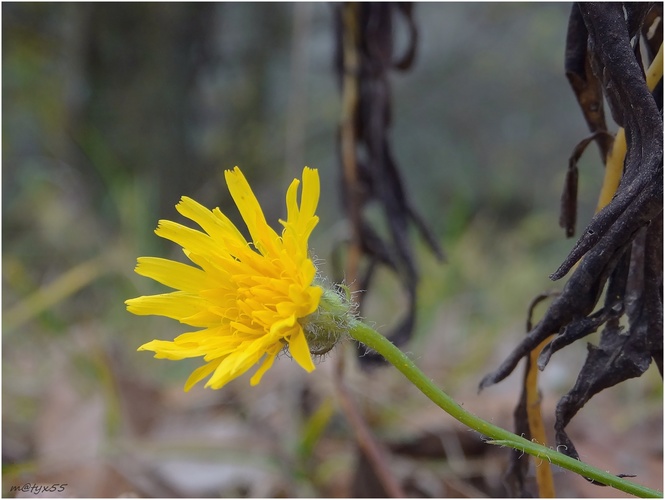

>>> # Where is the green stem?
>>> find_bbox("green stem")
[348,320,662,498]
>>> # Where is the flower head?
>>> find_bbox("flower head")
[126,167,324,390]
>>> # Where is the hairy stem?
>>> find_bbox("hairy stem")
[348,320,661,498]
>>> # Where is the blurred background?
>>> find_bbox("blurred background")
[3,3,662,497]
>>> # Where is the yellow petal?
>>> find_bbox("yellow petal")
[268,314,297,336]
[288,327,315,372]
[135,257,215,292]
[206,351,259,389]
[176,196,247,248]
[155,220,221,258]
[299,167,320,222]
[284,178,301,224]
[280,167,320,242]
[126,292,211,326]
[173,327,226,346]
[287,283,322,316]
[229,336,274,373]
[224,167,280,255]
[184,359,222,392]
[250,350,278,386]
[138,339,207,360]
[230,320,265,336]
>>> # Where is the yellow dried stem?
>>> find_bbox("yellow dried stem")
[596,43,662,212]
[526,336,556,497]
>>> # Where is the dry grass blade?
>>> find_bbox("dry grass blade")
[4,255,110,332]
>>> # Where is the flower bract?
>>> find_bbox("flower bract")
[126,167,323,390]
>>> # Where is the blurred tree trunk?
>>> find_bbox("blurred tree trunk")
[5,3,295,226]
[68,3,216,217]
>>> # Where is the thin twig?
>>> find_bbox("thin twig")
[333,350,406,498]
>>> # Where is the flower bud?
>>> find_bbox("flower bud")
[300,285,356,355]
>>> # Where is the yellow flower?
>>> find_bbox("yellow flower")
[126,167,323,391]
